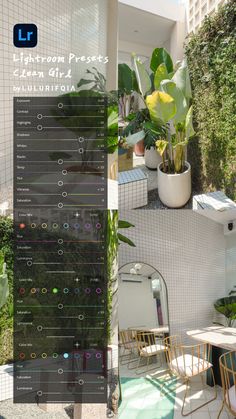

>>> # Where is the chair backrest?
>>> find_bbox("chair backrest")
[164,335,210,378]
[219,351,236,414]
[119,329,136,348]
[135,331,157,354]
[164,335,182,366]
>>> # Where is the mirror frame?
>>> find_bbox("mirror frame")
[118,261,170,331]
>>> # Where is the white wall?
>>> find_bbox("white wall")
[119,0,185,22]
[225,232,236,294]
[119,210,226,342]
[118,40,153,65]
[170,19,187,63]
[0,0,109,203]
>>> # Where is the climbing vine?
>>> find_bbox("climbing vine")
[185,0,236,200]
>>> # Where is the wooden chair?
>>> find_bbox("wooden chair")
[164,335,217,416]
[218,351,236,418]
[119,329,137,366]
[135,331,166,374]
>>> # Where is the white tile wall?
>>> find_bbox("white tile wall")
[118,169,148,209]
[119,210,226,342]
[225,233,236,294]
[0,364,13,401]
[119,180,148,209]
[0,0,108,203]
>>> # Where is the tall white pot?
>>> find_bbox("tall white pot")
[144,147,162,170]
[157,161,191,208]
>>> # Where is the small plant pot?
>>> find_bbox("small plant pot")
[157,161,191,208]
[134,139,145,156]
[144,147,162,170]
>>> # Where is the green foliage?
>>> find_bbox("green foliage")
[150,48,173,74]
[121,47,194,171]
[118,64,139,95]
[146,91,176,124]
[154,63,170,90]
[0,253,9,309]
[0,217,13,364]
[106,213,135,342]
[214,296,236,327]
[77,69,117,114]
[132,54,152,97]
[107,105,119,154]
[185,0,236,199]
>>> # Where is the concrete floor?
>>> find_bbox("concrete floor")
[119,354,234,419]
[0,400,73,419]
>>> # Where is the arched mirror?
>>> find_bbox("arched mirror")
[118,262,170,334]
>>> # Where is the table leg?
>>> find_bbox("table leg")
[207,345,228,387]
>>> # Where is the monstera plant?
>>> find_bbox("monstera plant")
[214,296,236,327]
[123,48,195,206]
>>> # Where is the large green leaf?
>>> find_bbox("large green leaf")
[214,296,236,321]
[146,91,176,124]
[160,80,188,123]
[118,220,135,229]
[126,130,145,146]
[154,63,170,90]
[77,78,94,88]
[156,139,168,156]
[108,109,118,130]
[118,63,133,94]
[185,106,195,139]
[173,142,186,173]
[118,233,136,247]
[172,58,192,100]
[132,55,151,97]
[132,70,140,93]
[0,257,9,309]
[150,48,173,74]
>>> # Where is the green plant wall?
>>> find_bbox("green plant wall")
[185,0,236,200]
[0,217,13,365]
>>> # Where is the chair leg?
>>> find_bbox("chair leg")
[160,370,177,398]
[217,401,224,419]
[120,347,129,365]
[128,349,139,370]
[156,353,161,369]
[120,345,134,364]
[181,379,190,417]
[135,355,143,374]
[181,368,217,417]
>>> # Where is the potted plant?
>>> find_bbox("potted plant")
[122,107,166,170]
[121,48,194,204]
[143,121,166,170]
[147,57,194,208]
[214,287,236,327]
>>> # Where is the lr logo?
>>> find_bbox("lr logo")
[13,24,37,48]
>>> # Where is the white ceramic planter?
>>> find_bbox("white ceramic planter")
[144,147,162,170]
[157,161,191,208]
[0,364,13,401]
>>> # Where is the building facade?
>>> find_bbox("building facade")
[187,0,227,32]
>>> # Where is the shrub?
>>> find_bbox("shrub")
[0,216,13,364]
[185,0,236,199]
